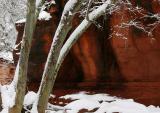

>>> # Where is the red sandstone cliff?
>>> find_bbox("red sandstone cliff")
[11,0,160,105]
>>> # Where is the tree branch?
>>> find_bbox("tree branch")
[55,0,111,78]
[86,0,94,21]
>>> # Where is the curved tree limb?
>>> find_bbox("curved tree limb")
[55,0,112,86]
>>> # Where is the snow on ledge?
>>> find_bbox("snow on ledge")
[15,18,26,24]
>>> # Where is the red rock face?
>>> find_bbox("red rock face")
[110,0,160,82]
[12,0,160,105]
[0,59,15,85]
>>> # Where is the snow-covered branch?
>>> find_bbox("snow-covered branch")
[110,0,160,38]
[56,0,111,72]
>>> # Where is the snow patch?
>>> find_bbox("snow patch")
[95,99,148,113]
[0,84,16,112]
[16,11,52,24]
[61,91,118,102]
[38,11,52,21]
[148,105,160,113]
[30,106,38,113]
[54,92,160,113]
[0,51,13,61]
[23,91,37,106]
[65,99,100,112]
[15,18,26,24]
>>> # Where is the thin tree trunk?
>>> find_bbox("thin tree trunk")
[9,1,36,112]
[0,93,2,111]
[35,1,86,113]
[9,0,45,112]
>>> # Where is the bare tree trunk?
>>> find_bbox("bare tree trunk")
[9,0,45,112]
[35,1,86,113]
[8,0,36,112]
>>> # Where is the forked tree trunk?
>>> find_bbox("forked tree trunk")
[36,1,112,112]
[56,0,112,76]
[35,0,86,113]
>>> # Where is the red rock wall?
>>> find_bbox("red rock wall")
[110,0,160,82]
[13,0,160,105]
[0,59,15,85]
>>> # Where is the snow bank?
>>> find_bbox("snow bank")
[0,90,159,113]
[148,105,160,113]
[57,92,160,113]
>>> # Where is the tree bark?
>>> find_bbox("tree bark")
[9,0,45,112]
[36,0,86,113]
[9,1,36,112]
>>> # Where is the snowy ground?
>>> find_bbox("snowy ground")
[22,91,160,113]
[0,86,160,113]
